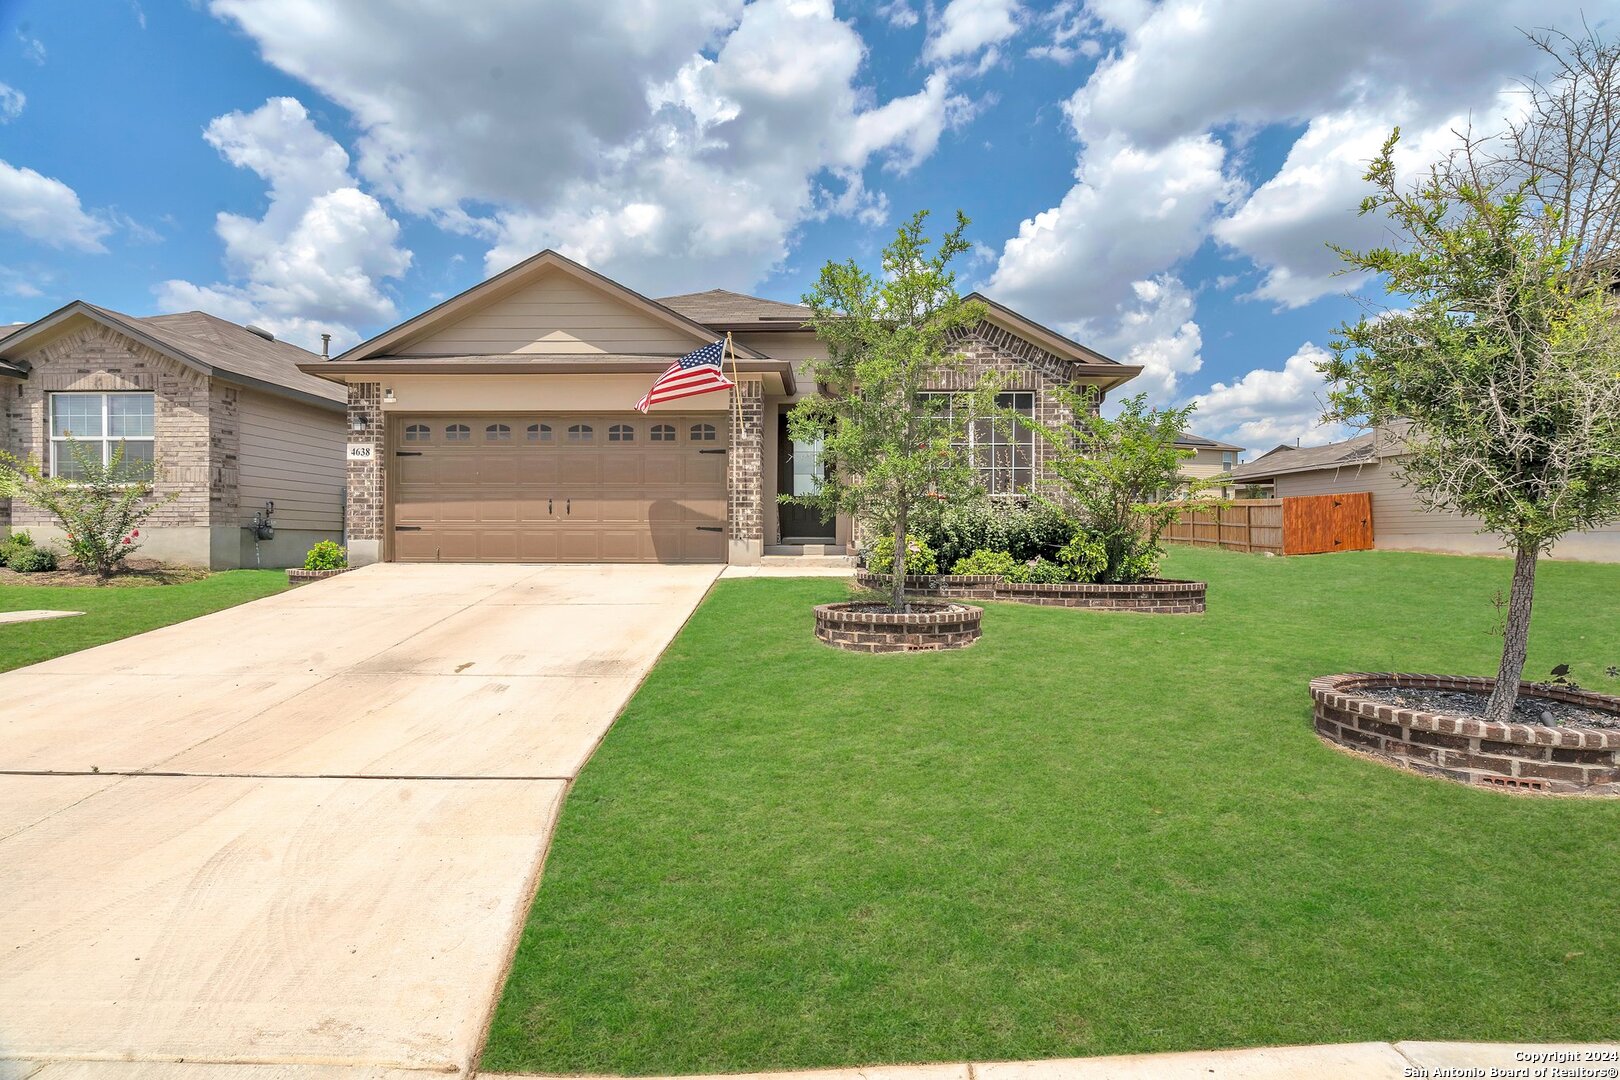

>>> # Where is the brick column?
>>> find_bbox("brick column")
[345,381,384,565]
[727,378,764,564]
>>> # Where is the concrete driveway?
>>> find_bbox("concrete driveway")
[0,563,719,1079]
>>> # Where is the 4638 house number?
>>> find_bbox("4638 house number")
[346,443,375,461]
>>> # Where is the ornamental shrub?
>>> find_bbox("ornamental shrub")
[7,545,58,573]
[950,549,1017,577]
[1057,533,1108,583]
[0,529,36,567]
[865,534,938,575]
[1003,556,1070,584]
[303,540,348,571]
[923,499,1069,568]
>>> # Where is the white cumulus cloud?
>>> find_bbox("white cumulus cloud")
[0,159,110,252]
[156,97,411,351]
[1187,343,1351,450]
[925,0,1022,69]
[0,82,24,122]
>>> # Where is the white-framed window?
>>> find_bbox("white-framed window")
[49,392,155,480]
[916,390,1034,495]
[404,423,431,442]
[1221,450,1236,472]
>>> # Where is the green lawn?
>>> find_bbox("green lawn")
[483,547,1620,1075]
[0,570,291,672]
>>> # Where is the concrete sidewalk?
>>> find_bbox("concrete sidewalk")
[497,1041,1619,1080]
[0,563,719,1079]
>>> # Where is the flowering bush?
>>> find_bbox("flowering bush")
[303,540,348,571]
[865,534,939,575]
[0,437,175,580]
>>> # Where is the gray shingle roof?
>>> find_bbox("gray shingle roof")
[1175,431,1245,452]
[657,289,811,326]
[1228,431,1376,481]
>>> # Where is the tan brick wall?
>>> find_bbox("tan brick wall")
[3,322,219,531]
[728,378,764,546]
[346,381,384,541]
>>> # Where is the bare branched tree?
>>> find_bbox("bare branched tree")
[1323,29,1620,724]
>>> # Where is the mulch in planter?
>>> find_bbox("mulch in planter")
[1359,684,1619,730]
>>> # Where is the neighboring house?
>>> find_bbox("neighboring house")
[0,302,347,569]
[300,249,1141,566]
[1228,427,1620,563]
[1174,432,1245,495]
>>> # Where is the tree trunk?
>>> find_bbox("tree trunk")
[891,500,908,613]
[1483,543,1540,725]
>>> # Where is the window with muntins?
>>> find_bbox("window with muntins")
[608,423,635,442]
[915,390,1034,494]
[650,423,676,442]
[48,392,155,480]
[527,423,553,443]
[485,423,512,441]
[690,422,717,442]
[446,423,470,441]
[404,423,431,442]
[567,423,594,442]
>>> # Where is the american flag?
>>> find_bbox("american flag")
[635,340,734,412]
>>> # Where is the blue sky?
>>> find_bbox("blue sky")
[0,0,1606,451]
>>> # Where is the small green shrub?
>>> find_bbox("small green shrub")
[6,545,58,573]
[923,499,1070,567]
[865,534,939,575]
[303,540,348,571]
[1057,533,1108,583]
[0,529,36,567]
[950,549,1018,577]
[1003,556,1070,584]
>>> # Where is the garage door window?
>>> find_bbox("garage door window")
[404,423,431,442]
[567,423,594,442]
[650,423,675,442]
[527,423,553,443]
[691,423,717,442]
[485,423,512,441]
[608,423,635,442]
[446,423,470,441]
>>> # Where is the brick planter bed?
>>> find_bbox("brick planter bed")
[1311,673,1620,795]
[814,601,982,653]
[854,571,999,600]
[286,567,352,585]
[993,578,1206,613]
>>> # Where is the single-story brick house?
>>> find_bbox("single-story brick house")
[1229,427,1620,563]
[299,249,1141,566]
[0,302,346,568]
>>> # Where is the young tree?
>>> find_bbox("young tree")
[1024,387,1214,582]
[1322,31,1620,724]
[785,210,994,612]
[0,437,176,580]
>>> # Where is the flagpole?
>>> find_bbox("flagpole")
[725,331,743,439]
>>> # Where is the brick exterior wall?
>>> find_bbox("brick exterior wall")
[2,323,226,532]
[346,381,383,542]
[1311,673,1620,795]
[728,378,764,549]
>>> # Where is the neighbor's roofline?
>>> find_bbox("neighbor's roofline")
[331,249,767,364]
[0,301,344,412]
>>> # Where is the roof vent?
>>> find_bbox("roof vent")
[244,324,275,342]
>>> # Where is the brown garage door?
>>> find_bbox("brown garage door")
[388,413,728,563]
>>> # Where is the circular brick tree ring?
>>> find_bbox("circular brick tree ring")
[1311,673,1620,795]
[814,601,982,653]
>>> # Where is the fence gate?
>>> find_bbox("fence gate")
[1281,492,1374,555]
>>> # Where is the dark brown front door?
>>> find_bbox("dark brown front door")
[777,411,835,543]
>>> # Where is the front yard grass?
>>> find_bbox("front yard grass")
[483,547,1620,1076]
[0,570,290,672]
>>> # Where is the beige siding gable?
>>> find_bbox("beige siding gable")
[399,269,706,357]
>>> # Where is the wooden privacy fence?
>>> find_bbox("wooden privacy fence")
[1162,493,1373,556]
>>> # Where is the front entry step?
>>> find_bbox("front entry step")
[761,553,855,568]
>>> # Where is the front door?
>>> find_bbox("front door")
[777,412,835,543]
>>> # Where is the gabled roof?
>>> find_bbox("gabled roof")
[657,289,812,327]
[1228,431,1377,481]
[1175,431,1245,453]
[0,302,344,409]
[332,249,765,363]
[962,292,1140,391]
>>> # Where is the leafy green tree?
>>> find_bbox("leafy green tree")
[1322,32,1620,723]
[785,210,995,612]
[1023,388,1213,583]
[0,437,176,580]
